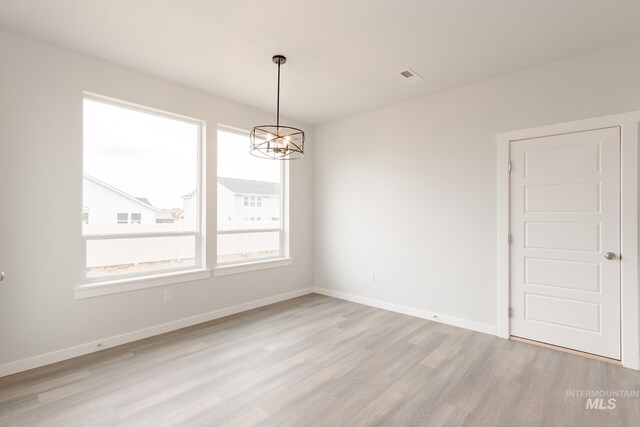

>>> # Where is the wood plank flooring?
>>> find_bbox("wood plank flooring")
[1,294,639,426]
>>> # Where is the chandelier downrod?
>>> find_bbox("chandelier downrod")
[276,58,280,128]
[272,54,286,128]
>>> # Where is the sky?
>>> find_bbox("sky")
[84,99,198,209]
[217,130,280,182]
[84,99,280,210]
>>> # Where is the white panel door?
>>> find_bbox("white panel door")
[510,127,621,359]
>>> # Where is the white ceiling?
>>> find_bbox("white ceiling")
[2,0,640,124]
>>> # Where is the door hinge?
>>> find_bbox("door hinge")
[508,161,512,173]
[508,307,513,318]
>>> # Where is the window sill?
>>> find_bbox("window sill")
[75,268,211,299]
[214,258,293,277]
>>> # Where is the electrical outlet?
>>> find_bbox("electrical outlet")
[163,289,172,302]
[368,273,375,284]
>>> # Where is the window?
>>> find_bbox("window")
[217,128,286,266]
[117,213,129,224]
[242,195,262,208]
[82,94,204,282]
[82,212,89,224]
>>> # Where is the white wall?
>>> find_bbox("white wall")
[236,195,280,223]
[182,193,197,225]
[0,27,314,368]
[315,40,640,334]
[216,183,235,226]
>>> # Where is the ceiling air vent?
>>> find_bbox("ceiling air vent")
[399,68,423,84]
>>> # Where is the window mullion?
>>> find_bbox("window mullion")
[84,231,198,240]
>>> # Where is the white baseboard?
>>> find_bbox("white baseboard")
[314,287,499,337]
[0,287,313,378]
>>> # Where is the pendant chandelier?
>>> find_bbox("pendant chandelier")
[250,55,305,160]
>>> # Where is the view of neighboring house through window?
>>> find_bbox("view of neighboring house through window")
[242,196,262,207]
[217,128,285,265]
[83,95,203,280]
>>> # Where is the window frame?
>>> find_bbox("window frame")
[215,126,289,269]
[79,92,207,287]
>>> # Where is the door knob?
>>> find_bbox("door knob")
[604,252,617,260]
[0,271,4,281]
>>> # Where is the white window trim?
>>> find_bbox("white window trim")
[213,258,292,277]
[216,125,290,274]
[77,92,207,297]
[75,268,211,299]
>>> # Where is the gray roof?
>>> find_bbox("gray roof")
[135,197,152,206]
[217,177,279,196]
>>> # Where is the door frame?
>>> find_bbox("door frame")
[497,112,640,370]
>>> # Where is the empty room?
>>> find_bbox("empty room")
[1,1,640,426]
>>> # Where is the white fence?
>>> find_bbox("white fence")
[217,231,280,257]
[84,224,196,269]
[84,225,280,268]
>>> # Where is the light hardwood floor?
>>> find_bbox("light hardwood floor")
[1,294,639,426]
